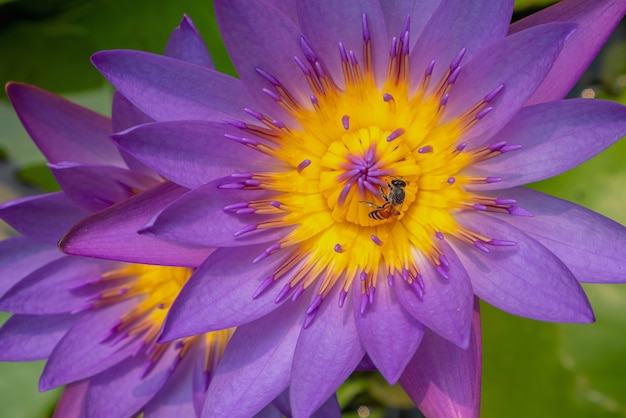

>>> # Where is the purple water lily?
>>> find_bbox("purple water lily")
[57,1,626,417]
[0,17,341,418]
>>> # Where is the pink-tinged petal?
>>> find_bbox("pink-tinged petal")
[486,187,626,284]
[0,313,75,361]
[380,0,441,51]
[203,297,306,418]
[91,50,254,123]
[0,256,117,314]
[53,381,89,418]
[297,0,388,85]
[5,83,122,165]
[446,22,576,146]
[164,15,214,69]
[143,352,196,418]
[214,0,308,121]
[410,0,514,86]
[290,287,366,418]
[60,182,213,267]
[400,298,481,418]
[85,347,178,418]
[511,0,626,104]
[469,99,626,191]
[394,241,474,348]
[161,244,295,341]
[50,162,159,212]
[0,237,63,299]
[40,299,141,390]
[113,120,273,189]
[455,212,594,323]
[0,192,90,245]
[352,277,425,384]
[143,179,290,248]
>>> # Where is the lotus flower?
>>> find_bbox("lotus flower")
[50,1,626,417]
[0,17,341,418]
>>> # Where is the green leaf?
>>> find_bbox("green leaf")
[17,164,60,192]
[481,302,579,417]
[0,0,233,99]
[514,0,559,11]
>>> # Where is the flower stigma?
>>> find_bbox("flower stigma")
[71,264,233,382]
[222,15,525,325]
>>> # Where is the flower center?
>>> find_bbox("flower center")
[320,127,418,226]
[72,264,233,379]
[223,15,525,324]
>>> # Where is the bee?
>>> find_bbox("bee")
[361,177,407,220]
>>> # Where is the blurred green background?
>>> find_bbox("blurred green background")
[0,0,625,417]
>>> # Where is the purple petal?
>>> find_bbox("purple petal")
[50,162,159,212]
[215,0,309,121]
[0,256,117,314]
[143,179,289,248]
[160,244,294,341]
[410,0,514,87]
[446,23,576,147]
[270,390,292,417]
[253,405,283,418]
[164,15,214,68]
[290,286,365,418]
[142,353,196,418]
[352,277,425,384]
[40,299,141,391]
[485,187,626,284]
[455,212,594,323]
[84,347,178,418]
[91,50,254,123]
[296,0,388,85]
[272,390,342,418]
[0,237,63,299]
[60,182,213,266]
[469,99,626,190]
[6,82,122,165]
[111,91,154,132]
[192,343,210,415]
[203,297,306,417]
[263,0,298,23]
[110,92,161,177]
[394,241,474,348]
[0,192,90,244]
[113,120,273,189]
[511,0,626,104]
[0,313,75,361]
[52,381,89,418]
[310,395,342,418]
[380,0,441,52]
[400,298,481,418]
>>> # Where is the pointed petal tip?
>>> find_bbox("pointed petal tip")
[5,80,35,97]
[5,80,19,95]
[38,374,58,393]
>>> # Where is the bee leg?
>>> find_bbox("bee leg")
[379,185,389,203]
[360,200,379,208]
